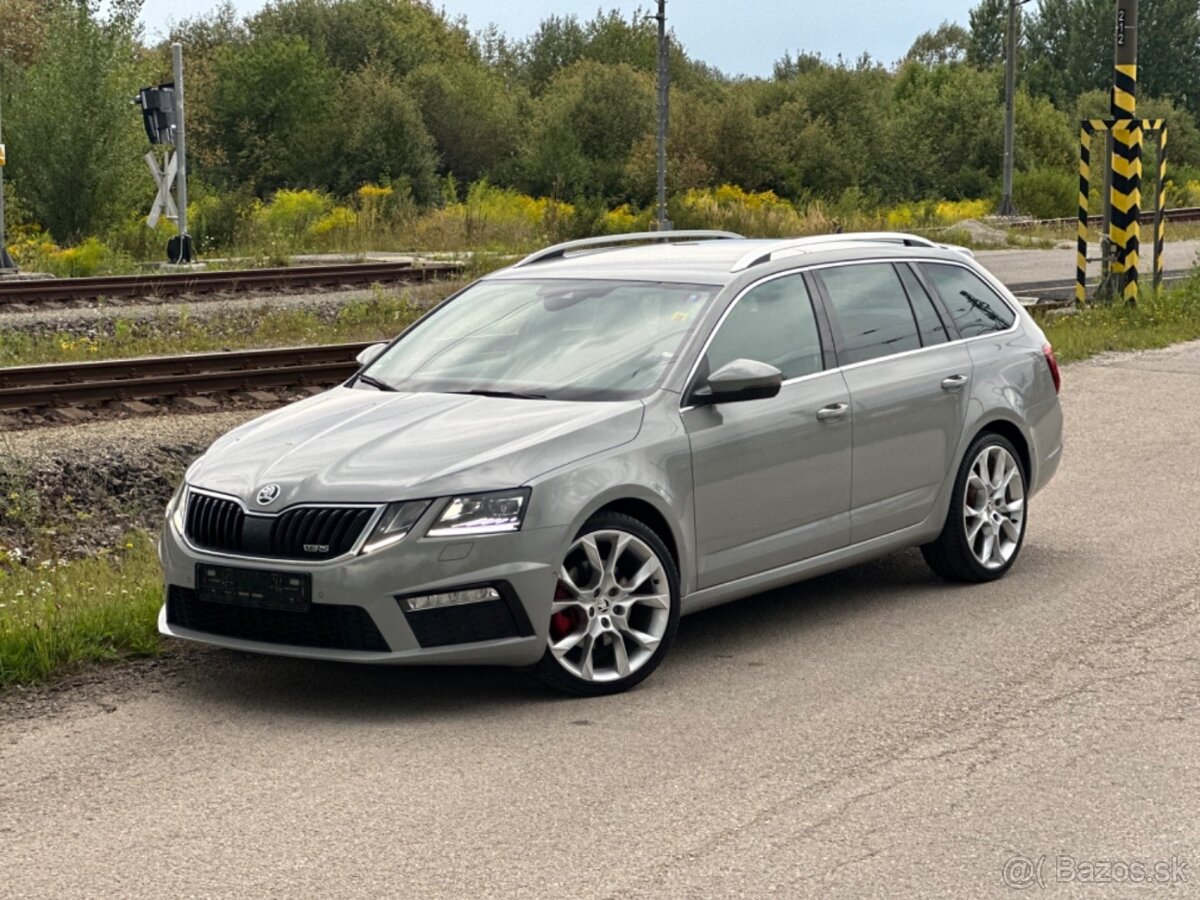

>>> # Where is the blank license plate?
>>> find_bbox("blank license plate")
[195,564,312,612]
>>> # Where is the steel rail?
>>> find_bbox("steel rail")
[0,260,461,305]
[0,342,374,411]
[1011,205,1200,230]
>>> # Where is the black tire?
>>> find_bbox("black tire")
[534,512,681,696]
[921,432,1029,583]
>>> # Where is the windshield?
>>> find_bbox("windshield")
[360,279,718,401]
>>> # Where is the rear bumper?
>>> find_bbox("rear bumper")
[158,518,564,666]
[1028,393,1064,496]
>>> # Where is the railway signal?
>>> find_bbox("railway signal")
[135,43,193,264]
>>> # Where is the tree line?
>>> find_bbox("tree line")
[2,0,1200,245]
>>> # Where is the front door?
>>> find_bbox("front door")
[683,273,853,589]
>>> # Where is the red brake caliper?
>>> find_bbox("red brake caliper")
[550,581,580,641]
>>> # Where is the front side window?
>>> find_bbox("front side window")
[817,263,921,365]
[702,274,824,382]
[921,263,1016,337]
[361,279,718,401]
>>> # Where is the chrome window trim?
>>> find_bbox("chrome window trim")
[181,486,387,566]
[678,256,1020,413]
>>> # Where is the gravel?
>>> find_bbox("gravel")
[0,408,261,559]
[0,279,460,336]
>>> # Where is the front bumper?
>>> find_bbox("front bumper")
[158,518,564,666]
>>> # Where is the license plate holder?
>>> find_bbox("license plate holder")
[195,564,312,612]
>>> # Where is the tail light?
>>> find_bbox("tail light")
[1042,344,1061,394]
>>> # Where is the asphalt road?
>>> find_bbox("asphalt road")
[4,341,1200,899]
[975,239,1199,292]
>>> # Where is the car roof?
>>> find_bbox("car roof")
[485,233,975,287]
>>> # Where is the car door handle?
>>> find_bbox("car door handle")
[816,403,848,421]
[941,374,969,391]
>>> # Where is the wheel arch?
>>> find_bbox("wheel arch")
[567,487,687,587]
[970,418,1033,485]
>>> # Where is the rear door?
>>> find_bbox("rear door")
[683,273,852,589]
[813,262,973,544]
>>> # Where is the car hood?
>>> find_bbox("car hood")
[187,386,645,507]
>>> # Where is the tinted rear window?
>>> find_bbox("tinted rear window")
[817,263,921,365]
[898,264,950,346]
[921,264,1015,337]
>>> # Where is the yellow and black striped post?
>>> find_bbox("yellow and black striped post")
[1077,124,1093,305]
[1075,118,1166,303]
[1154,126,1167,290]
[1110,0,1141,303]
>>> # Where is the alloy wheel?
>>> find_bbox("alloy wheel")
[963,445,1026,570]
[548,529,672,684]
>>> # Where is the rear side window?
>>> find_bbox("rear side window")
[704,274,823,381]
[897,264,950,346]
[921,263,1016,337]
[817,263,921,365]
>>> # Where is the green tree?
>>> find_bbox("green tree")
[967,0,1008,68]
[1024,0,1113,107]
[332,63,439,201]
[906,23,970,67]
[521,60,654,200]
[5,0,149,241]
[209,35,338,194]
[407,61,523,185]
[249,0,474,78]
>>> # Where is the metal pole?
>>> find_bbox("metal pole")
[999,0,1020,215]
[171,42,190,262]
[654,0,671,231]
[0,93,15,272]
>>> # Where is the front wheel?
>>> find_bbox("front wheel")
[922,434,1028,583]
[534,512,680,696]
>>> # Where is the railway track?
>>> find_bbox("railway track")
[0,342,372,413]
[0,259,461,307]
[1012,205,1200,230]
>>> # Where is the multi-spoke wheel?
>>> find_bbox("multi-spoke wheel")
[922,433,1029,583]
[534,512,679,696]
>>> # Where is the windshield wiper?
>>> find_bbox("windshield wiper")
[355,374,397,392]
[444,389,548,400]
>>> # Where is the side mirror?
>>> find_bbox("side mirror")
[692,359,783,406]
[356,343,387,367]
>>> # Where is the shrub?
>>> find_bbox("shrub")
[1012,167,1077,219]
[671,184,810,237]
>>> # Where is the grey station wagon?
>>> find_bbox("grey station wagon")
[159,231,1063,695]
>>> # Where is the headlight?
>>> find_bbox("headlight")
[168,484,188,535]
[360,500,432,553]
[428,489,530,537]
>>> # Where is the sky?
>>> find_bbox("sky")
[136,0,980,76]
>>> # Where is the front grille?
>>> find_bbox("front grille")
[167,585,390,652]
[184,491,375,561]
[269,506,376,560]
[185,492,245,554]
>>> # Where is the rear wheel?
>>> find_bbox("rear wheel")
[922,434,1028,583]
[534,512,680,696]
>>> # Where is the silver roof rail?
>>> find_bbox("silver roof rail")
[512,230,744,268]
[729,232,946,273]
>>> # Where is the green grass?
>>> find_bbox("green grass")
[0,532,164,688]
[1037,274,1200,362]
